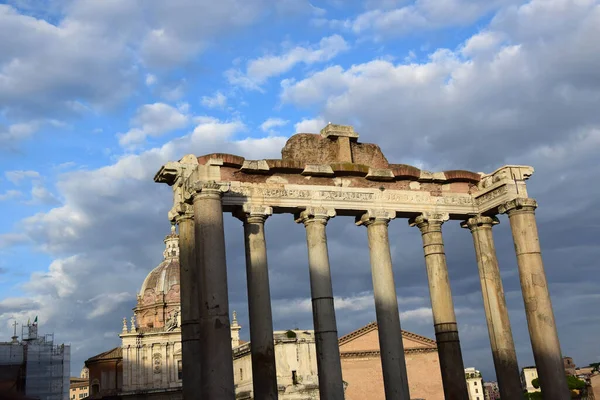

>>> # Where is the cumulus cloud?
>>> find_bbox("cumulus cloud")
[5,170,41,185]
[0,190,21,201]
[325,0,520,40]
[201,91,227,109]
[0,0,269,142]
[118,103,190,148]
[294,117,328,133]
[260,117,289,132]
[226,35,349,90]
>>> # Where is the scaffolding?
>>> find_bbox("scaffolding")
[0,322,70,400]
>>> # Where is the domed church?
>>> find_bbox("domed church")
[119,224,184,396]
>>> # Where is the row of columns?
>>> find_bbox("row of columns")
[175,183,568,400]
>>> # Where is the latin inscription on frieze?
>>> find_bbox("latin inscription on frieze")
[228,185,473,205]
[474,185,509,206]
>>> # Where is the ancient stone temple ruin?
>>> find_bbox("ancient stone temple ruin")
[154,124,569,400]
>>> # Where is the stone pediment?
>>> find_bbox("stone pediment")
[338,322,437,353]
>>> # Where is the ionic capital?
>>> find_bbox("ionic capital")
[295,207,336,226]
[191,180,230,200]
[460,215,499,231]
[498,198,537,215]
[408,212,449,232]
[171,203,194,223]
[234,204,273,223]
[355,209,396,227]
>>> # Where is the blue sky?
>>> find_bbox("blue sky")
[1,0,600,382]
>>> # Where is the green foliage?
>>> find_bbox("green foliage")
[566,375,586,390]
[531,377,540,389]
[525,391,543,400]
[285,330,297,339]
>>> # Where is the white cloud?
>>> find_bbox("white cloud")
[0,0,269,142]
[27,182,61,206]
[5,170,40,185]
[0,122,39,147]
[281,0,600,169]
[294,117,327,133]
[260,117,289,132]
[226,35,349,90]
[330,0,519,40]
[201,91,227,109]
[0,190,21,201]
[145,73,157,86]
[118,103,190,148]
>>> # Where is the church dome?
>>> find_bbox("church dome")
[135,225,181,329]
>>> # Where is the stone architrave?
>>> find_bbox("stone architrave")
[409,212,468,400]
[296,207,345,400]
[499,198,570,399]
[461,216,523,400]
[357,209,411,400]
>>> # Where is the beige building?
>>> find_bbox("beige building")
[338,322,444,400]
[465,367,484,400]
[234,329,320,399]
[521,366,540,393]
[69,377,88,400]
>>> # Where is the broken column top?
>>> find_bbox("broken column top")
[320,123,359,140]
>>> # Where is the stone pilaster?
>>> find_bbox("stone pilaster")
[356,210,411,400]
[192,181,235,399]
[235,204,278,400]
[461,216,522,400]
[409,212,468,400]
[295,206,345,400]
[499,198,570,399]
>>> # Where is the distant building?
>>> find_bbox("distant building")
[339,322,445,400]
[69,376,89,400]
[564,357,577,376]
[483,381,500,400]
[84,347,123,398]
[234,329,320,399]
[465,367,484,400]
[0,321,70,400]
[521,366,540,393]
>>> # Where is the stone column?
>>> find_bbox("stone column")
[176,209,202,399]
[499,198,570,399]
[192,181,235,399]
[409,212,468,400]
[356,210,410,400]
[236,205,278,400]
[461,216,523,399]
[295,207,345,400]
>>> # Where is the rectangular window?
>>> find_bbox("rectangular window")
[474,382,477,386]
[178,360,183,380]
[292,370,298,385]
[240,368,243,380]
[475,388,478,393]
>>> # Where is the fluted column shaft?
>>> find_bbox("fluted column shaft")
[357,210,410,400]
[410,213,468,400]
[177,212,202,399]
[238,205,278,400]
[193,182,235,399]
[296,207,345,400]
[499,199,569,399]
[461,216,522,400]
